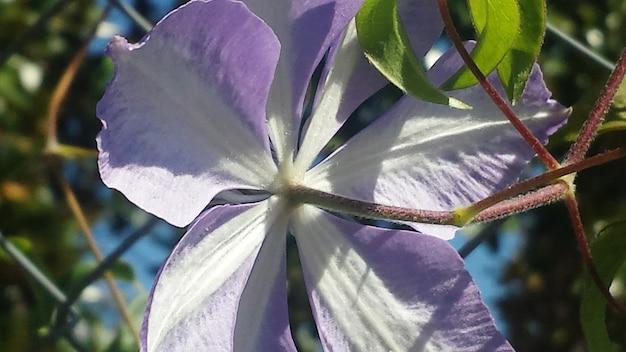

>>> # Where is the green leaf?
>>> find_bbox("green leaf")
[496,0,546,103]
[547,76,609,146]
[355,0,468,108]
[441,0,520,90]
[581,221,626,352]
[597,120,626,134]
[108,259,136,281]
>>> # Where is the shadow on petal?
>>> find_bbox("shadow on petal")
[292,205,513,351]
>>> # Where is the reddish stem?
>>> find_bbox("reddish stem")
[467,147,626,217]
[564,191,626,314]
[435,0,560,170]
[472,182,568,222]
[292,147,626,226]
[565,48,626,164]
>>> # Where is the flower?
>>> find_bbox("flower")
[96,0,569,350]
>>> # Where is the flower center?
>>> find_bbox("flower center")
[269,157,306,198]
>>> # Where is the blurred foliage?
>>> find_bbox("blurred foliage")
[580,221,626,352]
[0,0,624,351]
[0,1,169,351]
[496,0,626,351]
[1,1,102,351]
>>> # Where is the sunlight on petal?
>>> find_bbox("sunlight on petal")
[143,198,293,351]
[295,21,367,173]
[292,205,513,351]
[243,0,363,163]
[304,50,569,239]
[97,0,279,227]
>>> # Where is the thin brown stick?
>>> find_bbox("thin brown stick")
[54,168,140,341]
[44,5,140,344]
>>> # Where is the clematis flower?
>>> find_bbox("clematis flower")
[96,0,569,350]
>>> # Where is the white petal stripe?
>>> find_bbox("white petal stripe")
[146,198,287,350]
[293,206,449,351]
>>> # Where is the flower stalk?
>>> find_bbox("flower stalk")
[291,147,626,227]
[288,184,458,224]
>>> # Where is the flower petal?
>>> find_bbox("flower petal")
[97,0,278,227]
[291,205,513,351]
[294,21,367,173]
[397,0,444,59]
[304,48,569,239]
[242,0,363,163]
[142,198,296,351]
[295,0,443,171]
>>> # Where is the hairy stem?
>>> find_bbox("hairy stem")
[290,182,561,226]
[461,147,626,221]
[290,185,457,224]
[291,147,626,226]
[472,182,568,222]
[565,48,626,164]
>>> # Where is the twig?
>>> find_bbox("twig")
[458,219,507,258]
[52,166,140,343]
[60,217,158,318]
[43,3,141,344]
[0,229,86,351]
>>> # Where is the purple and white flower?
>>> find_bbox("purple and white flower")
[96,0,569,350]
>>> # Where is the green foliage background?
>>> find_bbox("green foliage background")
[0,0,625,351]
